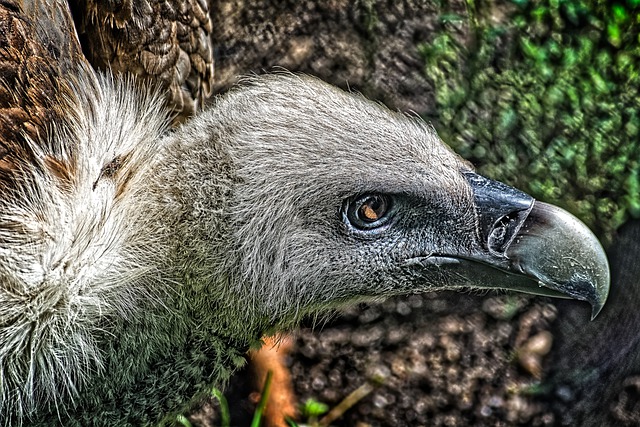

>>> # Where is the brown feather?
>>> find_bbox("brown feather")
[0,0,84,189]
[69,0,214,123]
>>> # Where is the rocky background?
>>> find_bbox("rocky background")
[196,1,640,426]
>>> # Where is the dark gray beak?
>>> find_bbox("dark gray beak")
[428,172,610,319]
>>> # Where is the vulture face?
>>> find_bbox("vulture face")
[210,75,609,327]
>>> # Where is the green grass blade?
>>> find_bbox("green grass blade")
[211,387,231,427]
[176,414,193,427]
[251,370,274,427]
[285,415,300,427]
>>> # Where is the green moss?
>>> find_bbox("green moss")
[422,0,640,245]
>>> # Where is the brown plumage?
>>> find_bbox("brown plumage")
[0,0,82,187]
[69,0,214,122]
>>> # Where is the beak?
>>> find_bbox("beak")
[425,172,610,320]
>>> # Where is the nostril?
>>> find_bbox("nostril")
[488,210,530,254]
[489,221,508,247]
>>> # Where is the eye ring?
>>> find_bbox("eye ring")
[346,194,394,230]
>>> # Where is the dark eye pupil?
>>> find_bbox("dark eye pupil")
[345,194,393,231]
[358,196,387,222]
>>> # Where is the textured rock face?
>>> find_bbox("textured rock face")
[209,0,470,114]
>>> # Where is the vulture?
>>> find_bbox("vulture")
[0,1,610,426]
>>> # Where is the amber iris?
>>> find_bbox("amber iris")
[357,195,388,223]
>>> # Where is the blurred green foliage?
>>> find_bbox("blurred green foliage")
[421,0,640,244]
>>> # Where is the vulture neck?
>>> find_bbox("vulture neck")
[77,71,276,381]
[148,114,275,344]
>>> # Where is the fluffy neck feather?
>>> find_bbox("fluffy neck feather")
[0,68,202,424]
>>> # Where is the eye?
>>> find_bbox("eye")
[346,194,394,230]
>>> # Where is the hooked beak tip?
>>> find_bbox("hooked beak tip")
[506,201,610,319]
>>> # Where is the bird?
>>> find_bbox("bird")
[0,1,610,426]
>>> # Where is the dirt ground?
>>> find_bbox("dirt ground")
[286,292,559,426]
[200,291,562,426]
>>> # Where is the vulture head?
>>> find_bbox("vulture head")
[201,74,609,326]
[0,68,609,425]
